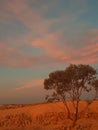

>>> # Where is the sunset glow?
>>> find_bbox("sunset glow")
[0,0,98,104]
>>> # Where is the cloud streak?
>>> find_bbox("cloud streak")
[0,42,36,68]
[0,29,98,68]
[16,79,44,90]
[0,0,98,68]
[32,31,70,60]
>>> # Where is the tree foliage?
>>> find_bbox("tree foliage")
[44,64,98,122]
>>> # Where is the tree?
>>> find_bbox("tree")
[44,64,97,125]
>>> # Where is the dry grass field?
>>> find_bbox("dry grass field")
[0,100,98,130]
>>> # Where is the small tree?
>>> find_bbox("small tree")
[44,64,97,125]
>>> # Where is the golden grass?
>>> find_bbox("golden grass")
[0,100,98,130]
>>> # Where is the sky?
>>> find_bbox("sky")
[0,0,98,104]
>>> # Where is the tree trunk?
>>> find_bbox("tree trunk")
[61,94,72,120]
[72,100,79,127]
[75,100,79,121]
[63,100,72,120]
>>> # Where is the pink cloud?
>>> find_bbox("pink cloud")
[66,29,98,64]
[0,0,98,69]
[69,55,98,64]
[0,0,79,36]
[68,44,98,65]
[0,0,57,34]
[32,31,70,61]
[81,43,98,57]
[1,28,98,68]
[0,42,65,68]
[0,43,5,50]
[31,28,96,65]
[16,79,44,90]
[0,42,36,67]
